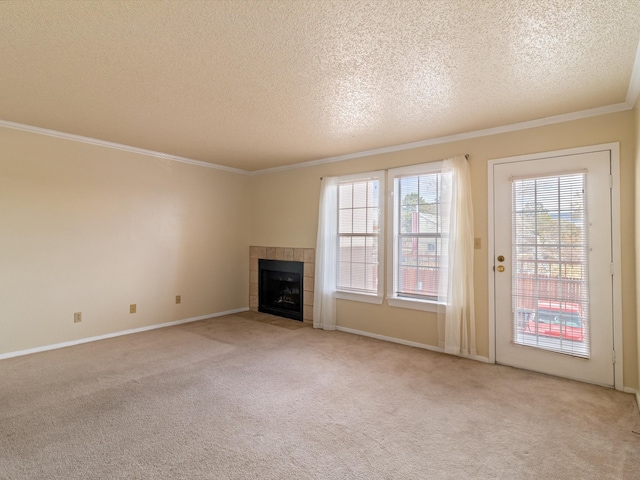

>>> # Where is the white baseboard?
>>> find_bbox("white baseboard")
[0,307,250,360]
[335,326,490,363]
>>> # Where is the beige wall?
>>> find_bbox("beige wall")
[250,110,638,389]
[0,127,250,355]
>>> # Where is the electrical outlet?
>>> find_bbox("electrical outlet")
[130,304,136,314]
[474,238,481,249]
[175,295,181,304]
[74,312,82,323]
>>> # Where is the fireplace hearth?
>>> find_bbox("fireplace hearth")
[258,259,304,321]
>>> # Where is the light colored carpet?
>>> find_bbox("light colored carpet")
[1,312,638,479]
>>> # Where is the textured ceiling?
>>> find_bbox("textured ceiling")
[0,0,639,171]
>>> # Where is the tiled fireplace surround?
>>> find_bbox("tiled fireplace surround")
[249,246,315,323]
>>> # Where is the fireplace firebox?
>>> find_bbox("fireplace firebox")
[258,259,304,321]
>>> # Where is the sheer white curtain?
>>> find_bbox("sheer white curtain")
[438,155,476,356]
[313,176,339,330]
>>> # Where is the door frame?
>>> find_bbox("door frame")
[487,143,623,390]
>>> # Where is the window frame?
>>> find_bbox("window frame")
[387,162,444,312]
[334,170,385,305]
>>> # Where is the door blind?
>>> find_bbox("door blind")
[511,173,590,358]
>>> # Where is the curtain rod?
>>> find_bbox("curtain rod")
[320,154,469,180]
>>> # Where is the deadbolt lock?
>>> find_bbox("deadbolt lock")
[497,255,505,262]
[497,265,505,272]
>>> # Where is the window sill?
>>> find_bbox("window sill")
[387,296,441,312]
[335,290,384,305]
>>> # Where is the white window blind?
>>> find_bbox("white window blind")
[511,173,590,358]
[394,171,447,300]
[337,178,380,294]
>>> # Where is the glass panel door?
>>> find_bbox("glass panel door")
[493,150,614,387]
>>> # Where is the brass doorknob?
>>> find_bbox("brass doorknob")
[497,255,505,262]
[497,265,505,272]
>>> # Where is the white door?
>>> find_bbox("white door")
[492,150,615,387]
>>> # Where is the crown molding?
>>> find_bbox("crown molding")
[0,119,249,175]
[0,100,634,177]
[250,102,632,175]
[626,38,640,109]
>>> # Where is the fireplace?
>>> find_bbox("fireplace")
[258,259,304,321]
[250,246,314,323]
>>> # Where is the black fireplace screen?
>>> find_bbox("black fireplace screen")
[258,259,304,321]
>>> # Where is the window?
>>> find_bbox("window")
[388,162,447,311]
[335,171,385,303]
[315,155,473,344]
[511,173,590,357]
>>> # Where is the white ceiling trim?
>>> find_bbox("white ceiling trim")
[250,102,632,175]
[626,39,640,108]
[0,119,248,175]
[0,101,634,176]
